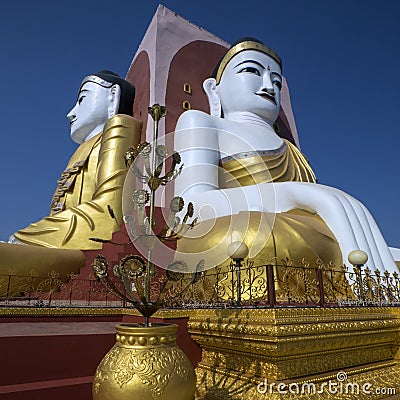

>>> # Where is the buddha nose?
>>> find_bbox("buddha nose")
[261,72,275,95]
[67,108,76,122]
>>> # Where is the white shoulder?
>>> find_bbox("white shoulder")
[176,110,217,131]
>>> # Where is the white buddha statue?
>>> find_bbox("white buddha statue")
[10,71,142,249]
[173,38,398,273]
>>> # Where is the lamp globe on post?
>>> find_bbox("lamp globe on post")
[348,250,368,302]
[228,241,249,306]
[348,250,368,267]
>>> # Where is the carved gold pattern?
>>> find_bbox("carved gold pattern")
[189,308,400,399]
[94,346,191,396]
[195,361,400,399]
[93,323,196,400]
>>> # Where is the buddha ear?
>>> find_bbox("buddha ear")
[203,78,221,117]
[108,84,121,118]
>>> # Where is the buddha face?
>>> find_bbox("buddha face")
[215,50,282,124]
[67,81,116,144]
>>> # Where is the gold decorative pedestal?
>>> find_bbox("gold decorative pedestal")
[93,323,196,400]
[188,308,400,399]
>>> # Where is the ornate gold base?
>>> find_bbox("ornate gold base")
[195,361,400,399]
[188,308,400,399]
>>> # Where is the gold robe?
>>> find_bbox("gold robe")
[15,115,142,249]
[173,140,345,302]
[177,139,341,265]
[220,139,316,187]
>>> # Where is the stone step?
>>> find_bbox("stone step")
[0,321,117,400]
[0,377,92,400]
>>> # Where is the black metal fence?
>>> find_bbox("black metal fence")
[163,260,400,308]
[0,270,127,308]
[1,260,399,309]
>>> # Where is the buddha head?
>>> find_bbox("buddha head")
[67,70,135,144]
[204,38,282,126]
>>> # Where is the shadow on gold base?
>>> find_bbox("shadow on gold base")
[188,308,400,399]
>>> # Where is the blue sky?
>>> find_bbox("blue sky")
[0,0,399,248]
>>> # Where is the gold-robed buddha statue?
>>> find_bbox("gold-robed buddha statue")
[173,39,342,271]
[170,38,397,302]
[12,71,142,250]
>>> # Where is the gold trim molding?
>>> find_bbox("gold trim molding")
[0,307,196,319]
[188,308,400,399]
[195,361,400,399]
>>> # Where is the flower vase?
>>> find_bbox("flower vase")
[93,323,196,400]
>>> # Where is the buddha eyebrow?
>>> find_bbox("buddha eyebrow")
[271,71,282,80]
[77,89,89,101]
[234,60,265,69]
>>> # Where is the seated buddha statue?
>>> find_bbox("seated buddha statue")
[11,71,142,249]
[173,38,398,274]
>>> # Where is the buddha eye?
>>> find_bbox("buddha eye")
[273,80,282,90]
[238,66,261,76]
[78,95,85,105]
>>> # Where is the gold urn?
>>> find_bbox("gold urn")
[93,323,196,400]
